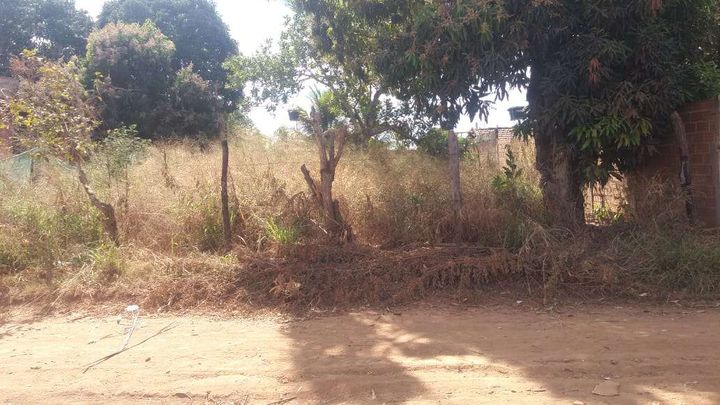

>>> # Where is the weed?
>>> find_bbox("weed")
[265,217,300,245]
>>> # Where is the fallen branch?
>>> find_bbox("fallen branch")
[82,321,178,373]
[267,397,297,405]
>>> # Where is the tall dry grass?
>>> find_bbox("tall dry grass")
[2,128,720,308]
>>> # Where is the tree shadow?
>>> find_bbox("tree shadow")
[283,305,720,403]
[282,311,428,403]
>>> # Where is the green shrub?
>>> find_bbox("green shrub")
[492,146,542,215]
[0,196,104,272]
[265,217,301,245]
[615,230,720,295]
[417,128,471,158]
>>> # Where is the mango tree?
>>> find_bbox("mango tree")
[295,0,720,228]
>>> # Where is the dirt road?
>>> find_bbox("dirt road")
[2,304,719,404]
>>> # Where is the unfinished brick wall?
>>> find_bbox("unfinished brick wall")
[629,96,720,227]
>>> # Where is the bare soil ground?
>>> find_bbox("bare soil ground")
[2,304,719,404]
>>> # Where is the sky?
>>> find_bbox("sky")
[75,0,527,135]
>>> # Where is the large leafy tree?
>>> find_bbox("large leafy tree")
[86,21,176,138]
[160,65,223,139]
[98,0,239,108]
[296,0,720,227]
[0,0,93,75]
[225,7,430,145]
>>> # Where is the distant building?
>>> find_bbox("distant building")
[468,126,515,158]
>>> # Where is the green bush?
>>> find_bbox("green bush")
[0,196,104,272]
[492,146,542,217]
[417,128,471,158]
[265,217,301,245]
[615,230,720,295]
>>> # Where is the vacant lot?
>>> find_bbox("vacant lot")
[2,304,719,404]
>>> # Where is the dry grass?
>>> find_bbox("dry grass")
[2,129,720,310]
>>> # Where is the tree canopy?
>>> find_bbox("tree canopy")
[86,21,176,138]
[98,0,239,108]
[225,5,430,146]
[0,0,93,75]
[86,21,223,140]
[294,0,720,225]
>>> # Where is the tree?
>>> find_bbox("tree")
[297,0,720,228]
[225,8,428,146]
[299,90,353,242]
[85,21,176,139]
[0,0,93,75]
[0,52,119,244]
[160,65,223,139]
[98,0,239,108]
[417,128,471,159]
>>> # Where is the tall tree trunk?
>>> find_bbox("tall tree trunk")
[75,161,119,245]
[301,109,352,242]
[528,66,584,228]
[301,164,351,241]
[220,133,232,249]
[671,111,694,224]
[447,129,464,236]
[534,134,585,228]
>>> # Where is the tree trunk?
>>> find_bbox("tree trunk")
[300,110,352,242]
[301,164,351,240]
[528,65,584,229]
[75,161,119,245]
[220,135,232,249]
[534,134,585,228]
[671,111,694,224]
[447,129,464,235]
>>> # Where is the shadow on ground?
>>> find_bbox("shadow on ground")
[283,305,720,404]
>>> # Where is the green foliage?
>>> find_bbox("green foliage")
[492,146,542,219]
[86,21,176,139]
[84,243,124,282]
[0,195,104,272]
[1,51,97,163]
[265,218,300,245]
[492,147,523,192]
[225,8,429,145]
[617,230,720,295]
[0,0,92,75]
[95,126,150,182]
[417,128,470,158]
[179,184,238,252]
[98,0,239,108]
[161,65,223,139]
[301,0,720,186]
[591,204,624,225]
[86,22,224,140]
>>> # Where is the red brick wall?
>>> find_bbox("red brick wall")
[629,97,720,226]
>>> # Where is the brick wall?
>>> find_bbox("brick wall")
[629,96,720,227]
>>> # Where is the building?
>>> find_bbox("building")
[630,96,720,227]
[468,126,516,159]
